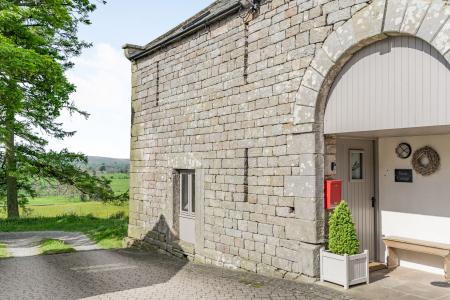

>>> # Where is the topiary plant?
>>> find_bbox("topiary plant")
[328,201,360,255]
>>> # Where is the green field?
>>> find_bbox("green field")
[103,173,130,195]
[0,172,130,250]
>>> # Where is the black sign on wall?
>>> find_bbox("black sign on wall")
[395,169,413,183]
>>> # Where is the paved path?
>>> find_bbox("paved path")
[0,248,357,300]
[0,231,99,257]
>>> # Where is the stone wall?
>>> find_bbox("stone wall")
[127,0,450,279]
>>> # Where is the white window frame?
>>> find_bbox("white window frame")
[349,149,364,182]
[179,170,195,218]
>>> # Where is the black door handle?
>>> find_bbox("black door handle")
[371,196,376,208]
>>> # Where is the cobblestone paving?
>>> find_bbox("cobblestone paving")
[0,248,357,300]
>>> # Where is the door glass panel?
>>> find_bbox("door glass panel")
[350,151,363,180]
[191,174,195,213]
[181,173,189,212]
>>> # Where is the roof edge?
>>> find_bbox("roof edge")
[124,1,243,61]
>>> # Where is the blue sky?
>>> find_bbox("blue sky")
[48,0,214,159]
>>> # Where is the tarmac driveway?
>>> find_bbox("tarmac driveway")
[0,248,356,300]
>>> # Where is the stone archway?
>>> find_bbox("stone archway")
[292,0,450,193]
[295,0,450,129]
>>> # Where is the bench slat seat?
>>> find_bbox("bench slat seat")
[383,236,450,280]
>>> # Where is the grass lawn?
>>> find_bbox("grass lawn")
[18,201,129,219]
[40,239,75,255]
[28,196,82,206]
[0,172,130,251]
[0,244,8,258]
[103,173,129,195]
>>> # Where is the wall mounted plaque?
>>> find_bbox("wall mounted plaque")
[395,169,413,183]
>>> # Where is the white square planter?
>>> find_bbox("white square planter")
[320,248,369,289]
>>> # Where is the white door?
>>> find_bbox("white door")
[179,170,196,244]
[336,138,376,260]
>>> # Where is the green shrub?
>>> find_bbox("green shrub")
[328,201,360,255]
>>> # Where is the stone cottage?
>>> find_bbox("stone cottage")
[124,0,450,280]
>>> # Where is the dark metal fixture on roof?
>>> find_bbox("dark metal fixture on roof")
[240,0,261,12]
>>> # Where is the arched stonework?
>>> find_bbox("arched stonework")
[291,0,450,199]
[294,0,450,129]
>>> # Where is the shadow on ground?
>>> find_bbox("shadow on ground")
[0,248,187,300]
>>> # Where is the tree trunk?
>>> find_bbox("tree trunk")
[5,112,19,219]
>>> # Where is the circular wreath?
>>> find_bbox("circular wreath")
[412,146,440,176]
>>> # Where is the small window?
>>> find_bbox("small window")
[179,170,195,217]
[350,150,364,181]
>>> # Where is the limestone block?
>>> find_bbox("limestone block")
[294,197,323,221]
[298,154,322,176]
[294,85,319,107]
[285,219,325,243]
[128,225,145,239]
[293,104,315,124]
[384,0,407,32]
[323,1,339,15]
[302,67,324,92]
[257,263,284,278]
[272,257,292,272]
[131,122,145,137]
[284,176,317,198]
[310,26,333,43]
[322,31,345,62]
[300,242,322,277]
[351,0,385,42]
[310,49,334,77]
[335,20,357,55]
[276,246,299,262]
[240,259,257,272]
[327,8,351,25]
[432,18,450,56]
[417,1,450,43]
[400,0,431,35]
[258,223,274,236]
[286,133,316,155]
[275,207,294,217]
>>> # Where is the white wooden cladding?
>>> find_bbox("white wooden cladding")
[324,36,450,135]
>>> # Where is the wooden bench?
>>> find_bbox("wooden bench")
[383,236,450,280]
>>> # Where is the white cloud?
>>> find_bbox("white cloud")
[48,43,131,159]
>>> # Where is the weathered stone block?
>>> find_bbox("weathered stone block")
[327,8,351,24]
[417,1,450,43]
[400,0,431,35]
[351,0,385,42]
[286,133,316,155]
[285,219,325,243]
[322,31,345,62]
[310,26,332,43]
[302,67,324,91]
[300,243,322,277]
[276,246,299,262]
[293,104,315,124]
[384,0,408,32]
[432,18,450,55]
[294,197,323,221]
[310,49,334,78]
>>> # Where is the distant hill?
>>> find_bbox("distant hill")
[87,156,130,173]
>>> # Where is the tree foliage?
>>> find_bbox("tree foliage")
[328,201,360,255]
[0,0,127,218]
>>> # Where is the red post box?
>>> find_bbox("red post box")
[324,180,342,209]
